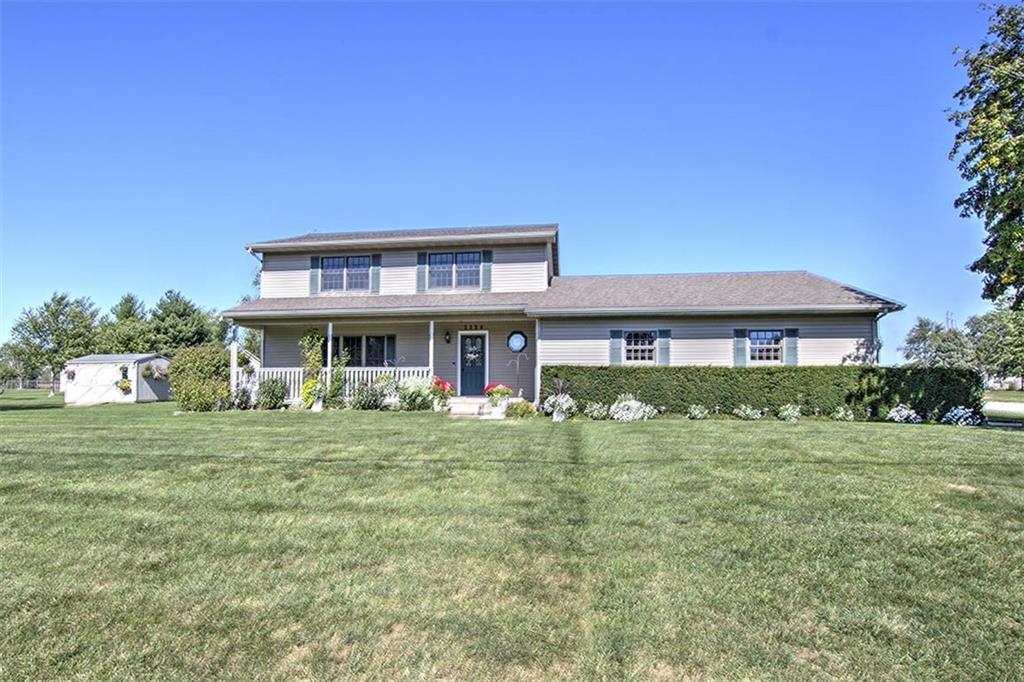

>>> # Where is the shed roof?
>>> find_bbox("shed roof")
[66,353,167,364]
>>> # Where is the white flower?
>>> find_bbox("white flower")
[609,394,657,422]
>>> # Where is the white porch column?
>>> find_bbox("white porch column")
[229,339,239,393]
[326,321,333,385]
[428,320,435,376]
[534,318,541,404]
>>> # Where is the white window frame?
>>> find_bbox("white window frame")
[428,251,482,290]
[623,329,658,365]
[748,329,784,365]
[320,254,372,292]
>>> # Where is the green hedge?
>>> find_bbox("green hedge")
[169,345,230,411]
[541,365,983,419]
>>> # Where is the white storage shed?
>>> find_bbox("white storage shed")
[62,353,171,405]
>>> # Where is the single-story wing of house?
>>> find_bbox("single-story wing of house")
[221,223,903,403]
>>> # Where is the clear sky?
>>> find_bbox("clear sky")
[0,1,995,364]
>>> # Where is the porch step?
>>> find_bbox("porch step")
[448,397,494,418]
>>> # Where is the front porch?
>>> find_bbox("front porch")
[230,316,538,404]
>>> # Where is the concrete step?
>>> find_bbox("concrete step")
[448,397,494,418]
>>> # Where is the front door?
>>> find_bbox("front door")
[459,334,486,396]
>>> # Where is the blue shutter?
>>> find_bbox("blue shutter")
[309,256,321,295]
[610,330,623,366]
[733,329,748,367]
[784,328,799,366]
[481,250,492,292]
[657,329,671,366]
[416,252,427,292]
[370,254,381,294]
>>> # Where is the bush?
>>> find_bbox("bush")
[350,382,387,410]
[505,400,538,418]
[777,404,801,423]
[733,404,764,420]
[232,386,252,410]
[169,345,230,411]
[324,366,347,409]
[687,404,710,420]
[540,365,983,420]
[255,378,286,410]
[887,404,922,424]
[609,393,658,422]
[542,393,577,422]
[940,405,983,427]
[484,383,514,405]
[398,377,433,411]
[583,402,610,420]
[832,405,855,422]
[300,379,326,408]
[430,377,455,406]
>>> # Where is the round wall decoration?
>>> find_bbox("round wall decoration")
[507,331,528,353]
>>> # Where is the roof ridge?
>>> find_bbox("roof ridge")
[259,223,559,245]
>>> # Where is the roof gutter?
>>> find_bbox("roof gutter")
[524,303,905,317]
[223,304,529,320]
[247,231,558,253]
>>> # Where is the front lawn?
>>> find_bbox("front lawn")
[1,391,1022,678]
[985,389,1024,403]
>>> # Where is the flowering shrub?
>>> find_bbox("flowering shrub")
[430,376,455,406]
[609,393,658,422]
[484,383,514,405]
[543,393,577,422]
[506,400,538,418]
[300,379,326,408]
[940,405,983,427]
[886,404,922,424]
[832,405,855,422]
[777,404,801,423]
[232,386,253,410]
[687,404,709,420]
[733,404,764,420]
[255,378,286,410]
[398,377,434,411]
[373,373,399,404]
[114,378,132,395]
[349,382,387,410]
[583,402,610,420]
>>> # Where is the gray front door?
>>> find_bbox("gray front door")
[460,334,486,396]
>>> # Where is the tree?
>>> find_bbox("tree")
[949,3,1024,308]
[7,293,99,382]
[900,317,976,369]
[966,301,1024,382]
[96,293,156,354]
[110,293,147,322]
[150,290,222,356]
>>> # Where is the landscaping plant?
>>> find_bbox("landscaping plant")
[504,399,538,418]
[583,402,610,420]
[776,404,801,423]
[686,404,710,420]
[168,345,230,412]
[609,394,657,422]
[254,377,286,410]
[887,404,922,424]
[484,383,513,405]
[397,377,433,411]
[733,404,764,420]
[832,405,855,422]
[940,405,983,427]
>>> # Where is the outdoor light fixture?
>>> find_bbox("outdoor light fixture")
[444,331,451,344]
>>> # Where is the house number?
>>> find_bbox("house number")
[462,324,483,331]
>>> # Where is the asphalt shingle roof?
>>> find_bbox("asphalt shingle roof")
[249,224,559,248]
[67,353,165,364]
[223,271,901,319]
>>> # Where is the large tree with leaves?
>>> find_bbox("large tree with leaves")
[150,290,224,356]
[96,294,156,354]
[966,301,1024,382]
[7,293,100,380]
[949,2,1024,307]
[900,317,976,369]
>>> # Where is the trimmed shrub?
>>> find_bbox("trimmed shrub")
[506,400,538,418]
[687,404,710,420]
[777,404,801,423]
[609,394,657,422]
[255,378,286,410]
[733,404,764,420]
[540,365,983,420]
[398,377,433,411]
[169,345,230,411]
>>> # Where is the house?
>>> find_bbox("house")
[62,353,171,405]
[222,224,903,403]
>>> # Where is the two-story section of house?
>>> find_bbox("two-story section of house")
[222,223,903,403]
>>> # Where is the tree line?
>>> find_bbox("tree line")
[0,291,228,384]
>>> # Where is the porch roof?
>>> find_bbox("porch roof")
[223,271,902,321]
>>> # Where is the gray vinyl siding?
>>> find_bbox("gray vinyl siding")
[259,244,551,298]
[538,315,877,367]
[260,254,311,298]
[432,320,535,399]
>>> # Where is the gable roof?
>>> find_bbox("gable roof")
[66,353,167,364]
[222,271,902,320]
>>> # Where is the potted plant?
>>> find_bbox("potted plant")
[484,382,513,406]
[429,376,454,411]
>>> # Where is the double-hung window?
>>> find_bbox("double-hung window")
[321,255,371,291]
[429,251,481,289]
[624,330,657,364]
[749,330,783,363]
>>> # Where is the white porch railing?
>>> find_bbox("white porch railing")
[238,366,432,403]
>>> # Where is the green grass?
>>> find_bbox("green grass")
[985,389,1024,403]
[2,391,1023,679]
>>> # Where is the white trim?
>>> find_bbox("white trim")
[534,318,541,404]
[456,329,489,397]
[620,327,659,366]
[428,320,435,376]
[325,322,333,384]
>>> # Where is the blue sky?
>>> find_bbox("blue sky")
[1,1,993,363]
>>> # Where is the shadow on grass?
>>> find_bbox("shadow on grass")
[0,401,64,412]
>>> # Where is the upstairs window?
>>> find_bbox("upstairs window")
[749,330,783,363]
[321,255,372,291]
[429,251,482,289]
[624,330,657,364]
